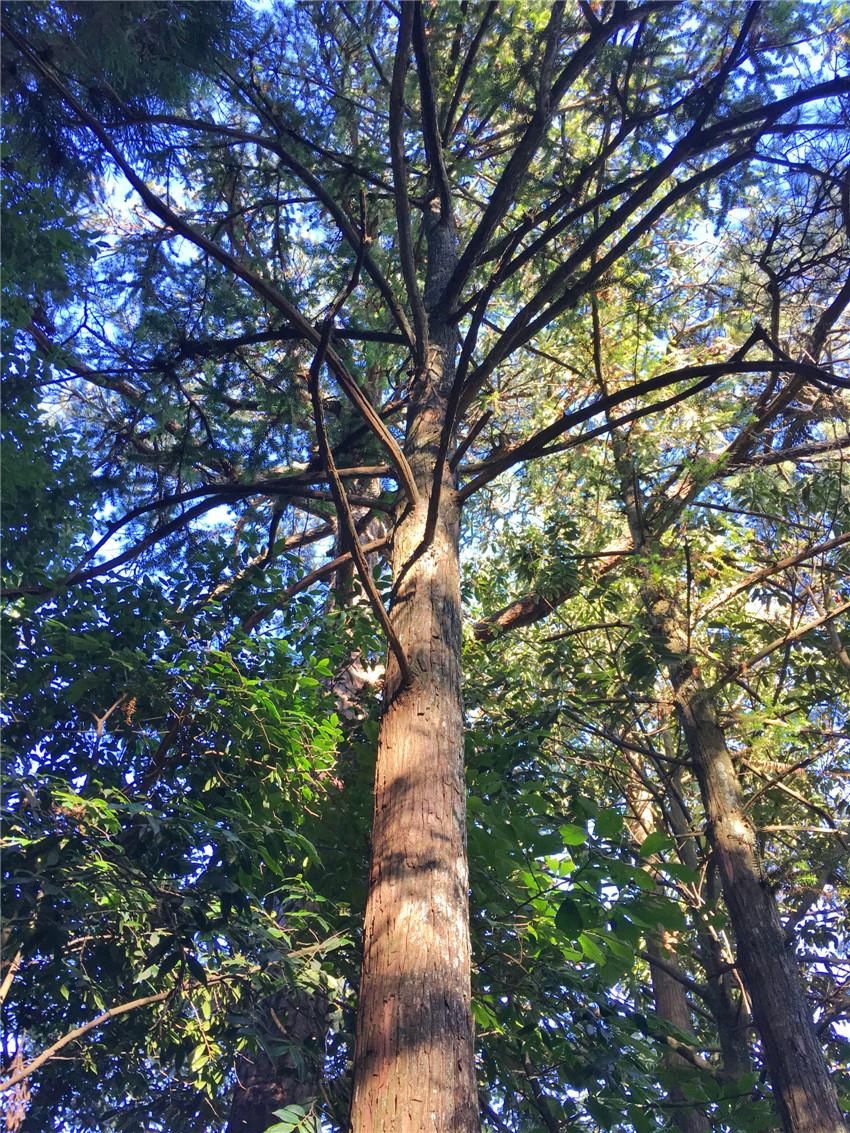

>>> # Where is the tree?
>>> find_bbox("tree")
[467,149,850,1129]
[2,3,849,1131]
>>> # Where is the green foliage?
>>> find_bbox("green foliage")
[2,1,849,1130]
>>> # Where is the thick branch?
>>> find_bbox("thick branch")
[441,2,497,145]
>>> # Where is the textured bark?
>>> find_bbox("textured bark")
[349,486,476,1133]
[661,761,751,1081]
[646,594,848,1133]
[226,987,326,1133]
[646,933,710,1133]
[349,203,478,1132]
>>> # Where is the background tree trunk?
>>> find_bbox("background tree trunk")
[661,757,752,1081]
[611,425,845,1132]
[226,987,327,1133]
[626,778,709,1133]
[646,593,848,1133]
[646,933,710,1133]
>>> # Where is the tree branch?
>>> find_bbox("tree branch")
[700,532,850,620]
[4,25,419,506]
[0,989,171,1093]
[640,949,709,1000]
[241,534,391,634]
[112,110,416,350]
[412,2,453,221]
[440,2,497,145]
[438,3,662,314]
[717,599,850,686]
[390,5,428,365]
[462,356,839,500]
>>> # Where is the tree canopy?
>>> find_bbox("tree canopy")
[1,3,849,1133]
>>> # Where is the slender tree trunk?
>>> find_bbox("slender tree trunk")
[610,433,844,1131]
[660,756,752,1081]
[646,933,710,1133]
[695,875,752,1082]
[349,207,478,1132]
[626,779,709,1133]
[645,592,848,1133]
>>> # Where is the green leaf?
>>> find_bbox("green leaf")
[555,896,585,937]
[595,810,624,839]
[560,823,587,846]
[639,832,672,858]
[578,932,606,965]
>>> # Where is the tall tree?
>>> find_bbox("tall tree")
[469,145,850,1129]
[2,3,849,1131]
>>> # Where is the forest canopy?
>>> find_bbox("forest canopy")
[1,3,849,1133]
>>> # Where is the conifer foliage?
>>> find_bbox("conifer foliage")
[2,3,849,1132]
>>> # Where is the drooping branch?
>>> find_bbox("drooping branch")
[2,496,229,599]
[0,465,395,600]
[306,224,413,687]
[111,109,416,350]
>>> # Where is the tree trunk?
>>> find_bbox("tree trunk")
[611,431,844,1131]
[660,757,751,1081]
[645,592,848,1133]
[226,987,326,1133]
[349,205,478,1132]
[696,876,752,1083]
[646,932,710,1133]
[626,778,709,1133]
